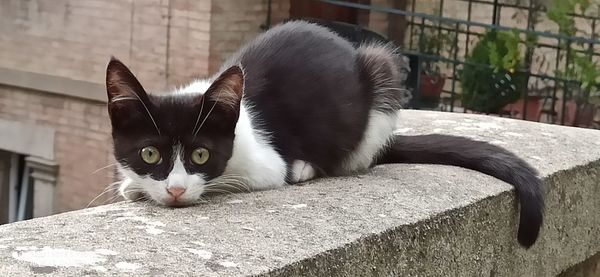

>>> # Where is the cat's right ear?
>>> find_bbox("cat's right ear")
[105,58,151,123]
[201,65,245,126]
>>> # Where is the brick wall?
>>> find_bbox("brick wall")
[0,0,291,86]
[208,0,290,74]
[0,85,113,213]
[166,0,212,85]
[0,0,213,91]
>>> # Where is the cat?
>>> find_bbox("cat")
[105,20,543,248]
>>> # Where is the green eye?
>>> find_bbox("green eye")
[191,148,210,165]
[140,146,161,164]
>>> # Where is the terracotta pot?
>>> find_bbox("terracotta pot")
[501,95,541,121]
[418,73,445,108]
[566,101,595,127]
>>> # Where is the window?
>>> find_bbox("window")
[0,150,30,224]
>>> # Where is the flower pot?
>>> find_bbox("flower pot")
[501,95,542,121]
[418,73,445,108]
[460,30,526,114]
[565,101,595,127]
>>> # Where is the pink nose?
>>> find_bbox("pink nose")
[166,187,186,198]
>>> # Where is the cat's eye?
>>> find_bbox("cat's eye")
[191,148,210,165]
[140,146,161,164]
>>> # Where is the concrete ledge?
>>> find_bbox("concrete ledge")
[0,67,105,103]
[0,110,599,276]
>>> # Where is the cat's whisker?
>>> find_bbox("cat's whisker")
[211,179,247,185]
[91,163,118,175]
[86,189,118,208]
[114,185,146,199]
[205,179,251,192]
[225,181,251,192]
[135,194,152,203]
[191,93,207,135]
[205,183,248,193]
[193,196,209,205]
[206,177,238,183]
[101,193,126,206]
[85,181,122,208]
[129,91,161,136]
[194,89,224,137]
[206,176,248,184]
[203,188,237,196]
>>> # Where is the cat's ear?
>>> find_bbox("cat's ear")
[105,57,152,128]
[204,65,244,114]
[106,57,149,104]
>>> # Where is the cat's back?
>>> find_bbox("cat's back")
[223,21,363,98]
[221,21,357,77]
[222,21,373,171]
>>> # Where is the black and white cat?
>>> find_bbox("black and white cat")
[106,21,543,247]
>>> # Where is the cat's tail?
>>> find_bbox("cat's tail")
[356,43,412,113]
[376,134,544,248]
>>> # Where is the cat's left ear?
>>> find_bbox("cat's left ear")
[203,65,244,116]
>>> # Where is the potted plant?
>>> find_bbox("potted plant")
[459,30,528,114]
[547,0,600,127]
[563,77,599,127]
[413,24,457,108]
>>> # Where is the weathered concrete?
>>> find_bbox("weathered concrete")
[558,252,600,277]
[0,110,598,276]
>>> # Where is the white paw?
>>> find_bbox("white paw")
[290,160,316,183]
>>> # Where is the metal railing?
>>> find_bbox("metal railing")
[278,0,600,128]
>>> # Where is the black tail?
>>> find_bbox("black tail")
[377,134,544,248]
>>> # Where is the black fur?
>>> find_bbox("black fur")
[356,44,411,113]
[377,134,544,248]
[221,21,374,174]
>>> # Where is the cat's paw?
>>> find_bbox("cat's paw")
[290,160,316,183]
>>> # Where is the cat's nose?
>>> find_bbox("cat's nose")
[166,186,186,198]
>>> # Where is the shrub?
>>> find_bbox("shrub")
[460,30,528,113]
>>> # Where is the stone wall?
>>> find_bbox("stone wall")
[0,111,598,276]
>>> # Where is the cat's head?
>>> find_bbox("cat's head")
[105,58,244,206]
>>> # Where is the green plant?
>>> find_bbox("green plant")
[459,30,528,113]
[564,54,600,99]
[547,0,600,103]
